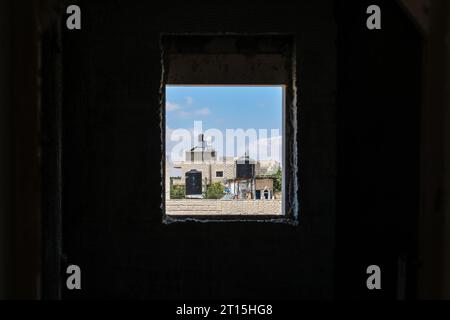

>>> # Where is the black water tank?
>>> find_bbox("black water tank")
[185,169,202,196]
[235,156,255,179]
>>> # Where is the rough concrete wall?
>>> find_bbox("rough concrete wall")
[27,0,425,300]
[167,54,289,85]
[61,0,336,299]
[335,0,422,299]
[398,0,431,33]
[418,0,450,299]
[444,2,450,298]
[10,0,41,299]
[0,0,68,300]
[0,0,427,300]
[444,12,450,298]
[417,0,450,299]
[0,0,12,300]
[166,199,282,215]
[0,0,41,299]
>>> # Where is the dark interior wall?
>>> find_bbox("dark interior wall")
[0,0,429,299]
[445,13,450,297]
[444,3,450,298]
[335,1,422,299]
[0,0,41,299]
[0,0,12,300]
[61,0,337,299]
[58,0,424,299]
[418,0,450,299]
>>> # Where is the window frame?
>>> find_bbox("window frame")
[160,34,299,225]
[215,171,224,178]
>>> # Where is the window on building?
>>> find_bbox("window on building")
[216,171,224,178]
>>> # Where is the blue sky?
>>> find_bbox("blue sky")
[165,86,283,163]
[166,86,282,132]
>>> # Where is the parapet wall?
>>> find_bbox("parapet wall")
[166,199,282,215]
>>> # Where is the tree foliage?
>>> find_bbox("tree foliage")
[205,182,225,199]
[272,167,282,192]
[170,185,185,199]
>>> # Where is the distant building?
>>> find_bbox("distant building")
[166,135,281,200]
[255,178,274,200]
[258,160,281,176]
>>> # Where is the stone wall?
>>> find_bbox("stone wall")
[166,199,282,215]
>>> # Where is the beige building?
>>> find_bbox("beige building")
[166,143,280,200]
[172,147,261,185]
[255,178,274,199]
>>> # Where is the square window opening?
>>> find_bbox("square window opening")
[160,35,298,224]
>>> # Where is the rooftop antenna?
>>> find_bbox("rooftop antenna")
[198,133,205,162]
[198,134,205,149]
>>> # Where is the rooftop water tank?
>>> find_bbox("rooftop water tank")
[235,155,255,179]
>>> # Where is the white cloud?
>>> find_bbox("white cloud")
[166,102,180,112]
[166,124,282,166]
[177,110,191,118]
[195,108,211,116]
[165,125,197,163]
[249,135,282,163]
[185,96,194,106]
[166,98,210,118]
